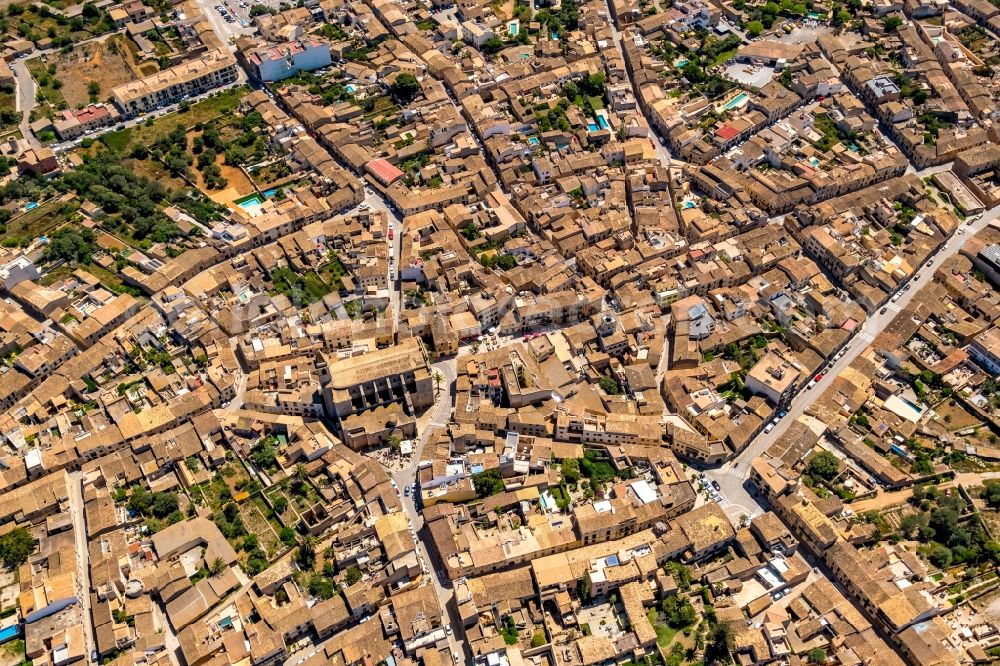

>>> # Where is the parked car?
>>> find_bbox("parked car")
[711,480,721,491]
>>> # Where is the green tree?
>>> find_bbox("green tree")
[662,595,697,628]
[561,458,581,485]
[531,631,546,647]
[250,439,278,471]
[579,72,606,98]
[682,61,705,83]
[296,542,316,571]
[807,450,840,480]
[480,36,506,54]
[461,223,481,241]
[746,20,763,35]
[209,556,226,575]
[473,469,505,498]
[128,486,153,515]
[344,565,363,585]
[391,73,421,103]
[928,543,952,568]
[883,15,902,31]
[279,527,297,546]
[808,647,827,663]
[0,527,36,568]
[150,492,179,518]
[308,574,334,599]
[598,374,621,395]
[705,623,735,664]
[665,562,692,591]
[982,482,1000,509]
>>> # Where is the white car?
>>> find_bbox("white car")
[764,422,775,434]
[445,624,452,636]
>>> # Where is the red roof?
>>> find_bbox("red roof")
[715,124,739,141]
[75,104,110,123]
[366,158,405,185]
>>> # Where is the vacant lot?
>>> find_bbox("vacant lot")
[29,37,139,110]
[936,399,982,431]
[100,85,248,153]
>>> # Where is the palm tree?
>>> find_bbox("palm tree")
[433,370,443,396]
[209,556,226,576]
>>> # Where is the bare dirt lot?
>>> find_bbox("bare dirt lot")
[49,36,140,108]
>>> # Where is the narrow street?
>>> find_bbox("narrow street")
[67,471,96,662]
[390,357,461,659]
[705,208,1000,524]
[600,7,673,166]
[12,59,38,150]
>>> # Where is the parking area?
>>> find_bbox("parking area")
[723,62,776,88]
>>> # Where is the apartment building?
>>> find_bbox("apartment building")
[111,50,239,116]
[243,38,332,82]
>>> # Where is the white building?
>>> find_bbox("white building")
[245,38,332,82]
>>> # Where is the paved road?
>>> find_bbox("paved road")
[391,357,461,659]
[67,471,96,662]
[359,188,404,328]
[12,59,39,149]
[601,9,672,166]
[705,207,1000,524]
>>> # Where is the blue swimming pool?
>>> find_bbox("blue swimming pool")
[683,200,697,209]
[24,201,37,211]
[588,122,599,132]
[723,92,749,110]
[675,58,689,68]
[596,114,609,129]
[345,84,357,93]
[234,193,265,217]
[509,22,519,36]
[0,625,21,644]
[528,136,539,145]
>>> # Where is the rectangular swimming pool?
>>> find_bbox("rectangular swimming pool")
[0,625,21,644]
[233,193,266,217]
[723,92,749,110]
